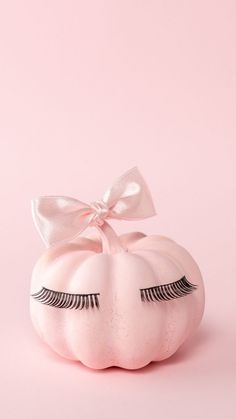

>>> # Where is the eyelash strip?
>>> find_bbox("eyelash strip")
[140,276,197,303]
[31,287,100,310]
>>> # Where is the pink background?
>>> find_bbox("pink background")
[0,1,235,418]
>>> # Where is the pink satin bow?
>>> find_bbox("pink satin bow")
[31,166,156,247]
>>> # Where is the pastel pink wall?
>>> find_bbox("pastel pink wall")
[0,1,235,418]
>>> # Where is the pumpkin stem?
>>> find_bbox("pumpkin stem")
[94,221,126,254]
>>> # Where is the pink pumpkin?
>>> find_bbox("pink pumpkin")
[30,167,205,370]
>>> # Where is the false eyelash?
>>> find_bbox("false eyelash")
[140,276,197,303]
[31,287,100,310]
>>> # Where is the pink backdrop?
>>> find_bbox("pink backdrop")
[0,1,235,418]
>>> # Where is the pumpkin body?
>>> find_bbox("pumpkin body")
[30,232,204,370]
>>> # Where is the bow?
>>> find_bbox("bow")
[31,166,156,247]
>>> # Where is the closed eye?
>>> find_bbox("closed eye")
[140,276,197,303]
[31,287,100,310]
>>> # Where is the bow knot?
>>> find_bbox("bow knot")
[31,166,156,247]
[90,200,110,226]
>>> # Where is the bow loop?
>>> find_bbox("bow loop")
[31,167,156,247]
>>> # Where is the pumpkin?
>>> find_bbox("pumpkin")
[30,167,204,370]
